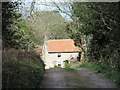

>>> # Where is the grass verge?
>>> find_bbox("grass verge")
[64,67,76,72]
[64,62,76,72]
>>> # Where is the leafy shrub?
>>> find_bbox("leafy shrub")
[63,60,69,68]
[2,48,45,88]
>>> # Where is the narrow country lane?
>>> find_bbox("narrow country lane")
[40,68,117,88]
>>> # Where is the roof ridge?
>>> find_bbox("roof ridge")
[48,39,73,41]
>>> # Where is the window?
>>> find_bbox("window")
[57,53,61,57]
[58,64,61,66]
[58,55,61,57]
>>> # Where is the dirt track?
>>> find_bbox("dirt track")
[40,68,117,88]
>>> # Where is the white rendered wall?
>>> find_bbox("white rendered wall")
[48,52,79,68]
[42,43,55,69]
[42,41,79,69]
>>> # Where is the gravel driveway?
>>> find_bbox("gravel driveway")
[40,68,117,88]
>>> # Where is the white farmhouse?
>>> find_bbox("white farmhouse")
[42,39,82,69]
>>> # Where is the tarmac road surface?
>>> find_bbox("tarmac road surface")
[40,68,117,88]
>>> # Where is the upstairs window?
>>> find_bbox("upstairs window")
[57,53,61,57]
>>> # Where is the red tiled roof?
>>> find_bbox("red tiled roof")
[47,39,82,53]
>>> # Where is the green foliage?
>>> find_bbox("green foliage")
[66,2,119,86]
[64,60,69,68]
[67,2,119,72]
[2,2,35,50]
[11,18,35,50]
[2,2,20,47]
[2,49,45,88]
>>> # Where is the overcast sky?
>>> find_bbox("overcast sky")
[18,0,72,21]
[12,0,119,21]
[10,0,120,2]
